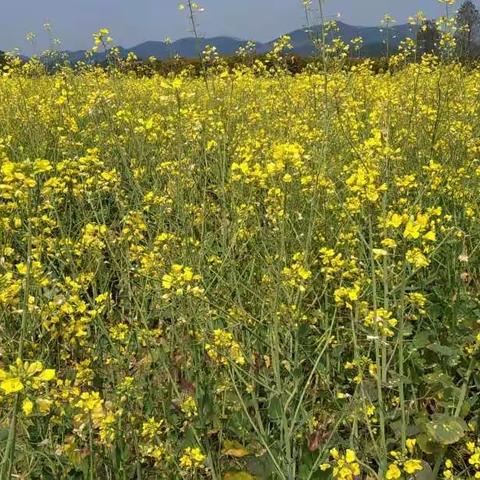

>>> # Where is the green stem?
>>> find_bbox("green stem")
[0,202,32,479]
[368,215,386,469]
[0,395,20,480]
[398,267,407,453]
[433,355,477,477]
[89,415,95,480]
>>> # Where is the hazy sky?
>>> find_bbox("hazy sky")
[1,1,454,54]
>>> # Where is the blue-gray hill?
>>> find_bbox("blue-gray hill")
[52,21,418,63]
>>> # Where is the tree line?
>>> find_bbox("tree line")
[418,0,480,57]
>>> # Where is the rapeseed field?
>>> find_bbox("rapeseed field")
[0,44,479,479]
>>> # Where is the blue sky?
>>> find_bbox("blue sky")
[1,1,456,54]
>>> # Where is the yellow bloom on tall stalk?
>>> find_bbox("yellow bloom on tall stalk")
[179,447,206,470]
[385,463,402,479]
[330,448,361,480]
[0,360,55,395]
[161,264,204,298]
[406,248,430,269]
[22,398,34,416]
[0,377,24,394]
[403,459,423,474]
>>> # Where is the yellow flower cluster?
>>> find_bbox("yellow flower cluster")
[0,359,54,394]
[162,264,204,298]
[324,448,360,480]
[179,447,206,470]
[0,360,55,416]
[205,329,246,366]
[282,252,312,292]
[385,459,423,479]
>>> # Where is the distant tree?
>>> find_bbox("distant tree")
[456,0,480,57]
[417,20,440,55]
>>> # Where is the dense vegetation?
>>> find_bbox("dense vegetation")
[2,0,480,477]
[0,48,479,480]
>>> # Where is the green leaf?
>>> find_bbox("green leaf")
[245,454,275,479]
[427,343,459,358]
[0,428,9,442]
[425,415,467,445]
[414,461,434,480]
[268,395,283,422]
[223,472,256,480]
[222,440,250,458]
[417,433,442,455]
[412,330,431,349]
[424,372,453,387]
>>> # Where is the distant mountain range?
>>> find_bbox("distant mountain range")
[280,22,416,56]
[7,21,420,63]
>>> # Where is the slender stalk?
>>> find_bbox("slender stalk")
[0,395,20,480]
[0,202,32,480]
[89,415,95,480]
[368,215,387,472]
[317,0,329,106]
[398,266,408,453]
[185,0,209,91]
[230,367,287,480]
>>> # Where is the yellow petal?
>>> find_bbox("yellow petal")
[22,398,34,416]
[345,449,357,463]
[36,369,55,381]
[330,448,339,459]
[36,398,53,414]
[1,377,24,394]
[26,361,43,376]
